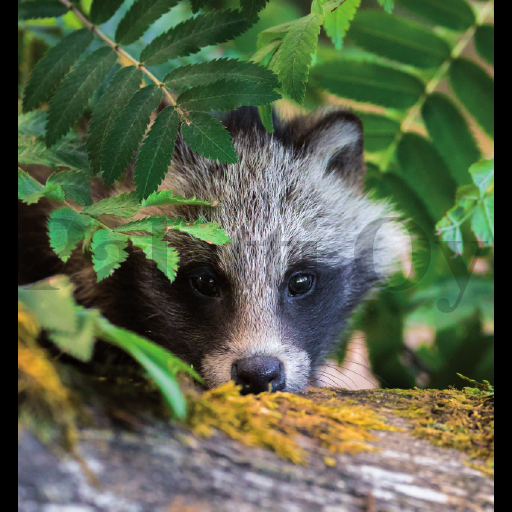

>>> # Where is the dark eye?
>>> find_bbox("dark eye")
[191,274,219,297]
[288,274,313,296]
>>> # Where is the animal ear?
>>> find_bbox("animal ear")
[293,111,365,187]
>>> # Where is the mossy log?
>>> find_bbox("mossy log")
[18,387,494,512]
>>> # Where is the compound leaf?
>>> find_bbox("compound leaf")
[22,28,94,113]
[469,158,494,196]
[101,85,163,185]
[324,0,361,50]
[240,0,270,19]
[422,93,480,186]
[90,0,125,25]
[141,190,213,207]
[86,66,143,174]
[166,218,231,245]
[181,112,237,164]
[18,168,66,204]
[176,79,280,112]
[359,113,400,153]
[140,9,256,66]
[130,235,180,282]
[82,192,141,218]
[47,170,93,206]
[164,58,279,93]
[474,24,494,66]
[115,0,180,45]
[18,0,68,20]
[347,10,451,69]
[48,207,97,262]
[46,47,118,147]
[91,229,130,281]
[449,58,494,139]
[113,215,167,236]
[278,13,322,104]
[134,106,179,201]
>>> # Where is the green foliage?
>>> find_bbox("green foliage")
[18,1,68,21]
[82,192,142,218]
[90,0,125,25]
[474,24,494,66]
[130,235,180,281]
[166,218,231,245]
[18,168,65,204]
[324,0,361,50]
[141,190,214,207]
[91,229,130,281]
[18,276,202,418]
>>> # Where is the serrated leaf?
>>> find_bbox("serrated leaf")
[278,13,322,104]
[48,207,97,262]
[251,39,282,64]
[422,93,480,186]
[101,85,163,186]
[324,0,361,50]
[166,218,231,245]
[86,66,143,174]
[240,0,270,19]
[469,158,494,196]
[181,112,237,164]
[82,192,141,218]
[130,235,180,282]
[22,28,94,113]
[141,190,213,207]
[164,58,280,93]
[471,195,494,246]
[140,9,256,67]
[113,215,167,236]
[18,111,47,137]
[397,133,457,221]
[48,308,100,362]
[359,113,400,153]
[115,0,180,45]
[18,168,66,204]
[449,58,494,139]
[134,106,179,201]
[47,170,93,206]
[91,229,130,281]
[46,47,118,147]
[474,24,494,66]
[258,104,274,133]
[312,60,424,109]
[257,21,295,50]
[90,0,125,25]
[176,79,280,112]
[347,10,451,69]
[18,0,68,20]
[396,0,474,31]
[191,0,209,13]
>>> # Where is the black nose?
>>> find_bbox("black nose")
[231,356,286,395]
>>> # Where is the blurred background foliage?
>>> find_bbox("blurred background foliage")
[18,0,494,390]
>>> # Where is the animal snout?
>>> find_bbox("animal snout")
[231,356,286,395]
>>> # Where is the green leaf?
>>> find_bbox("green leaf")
[48,207,97,262]
[397,133,457,221]
[359,113,400,153]
[176,79,280,112]
[48,308,100,362]
[82,192,141,218]
[90,0,125,25]
[166,218,231,245]
[101,85,163,186]
[278,13,322,104]
[18,0,68,20]
[251,39,282,64]
[421,93,480,186]
[396,0,474,32]
[140,9,256,67]
[312,60,424,109]
[191,0,209,13]
[46,47,118,147]
[47,170,93,206]
[91,229,130,281]
[449,58,494,139]
[130,235,180,282]
[86,66,143,174]
[115,0,180,45]
[258,104,274,133]
[141,190,214,207]
[240,0,269,18]
[18,168,66,204]
[474,24,494,66]
[163,58,280,93]
[22,28,94,113]
[324,0,361,50]
[469,158,494,196]
[18,276,78,334]
[257,21,295,50]
[113,215,167,236]
[181,112,237,164]
[347,10,451,69]
[471,195,494,246]
[377,0,394,13]
[18,111,47,137]
[134,106,179,201]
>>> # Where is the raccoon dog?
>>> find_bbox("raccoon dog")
[18,107,406,395]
